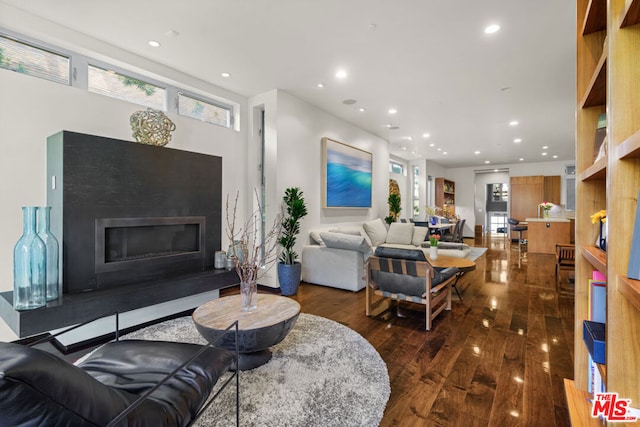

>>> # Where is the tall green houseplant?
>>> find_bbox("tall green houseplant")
[277,188,308,295]
[279,187,308,264]
[385,193,402,224]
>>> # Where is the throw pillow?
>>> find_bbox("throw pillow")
[320,232,372,254]
[386,223,415,245]
[412,226,429,246]
[363,218,388,247]
[309,231,326,246]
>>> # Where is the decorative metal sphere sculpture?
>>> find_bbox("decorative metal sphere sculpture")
[130,108,176,146]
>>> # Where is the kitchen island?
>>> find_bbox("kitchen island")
[525,217,572,254]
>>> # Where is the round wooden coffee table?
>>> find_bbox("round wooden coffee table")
[192,294,300,370]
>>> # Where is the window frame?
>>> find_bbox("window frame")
[0,30,72,85]
[177,91,234,128]
[87,61,168,111]
[0,28,237,131]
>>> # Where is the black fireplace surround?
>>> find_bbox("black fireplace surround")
[0,131,238,337]
[50,131,223,294]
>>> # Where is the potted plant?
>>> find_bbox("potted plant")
[277,187,308,295]
[385,193,402,225]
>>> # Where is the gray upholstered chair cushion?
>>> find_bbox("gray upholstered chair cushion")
[371,247,459,296]
[372,268,458,296]
[374,246,426,261]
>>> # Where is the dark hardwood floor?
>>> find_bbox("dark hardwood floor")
[225,234,575,427]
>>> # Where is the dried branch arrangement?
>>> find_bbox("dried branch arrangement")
[225,190,283,283]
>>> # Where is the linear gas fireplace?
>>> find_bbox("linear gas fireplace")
[96,216,205,273]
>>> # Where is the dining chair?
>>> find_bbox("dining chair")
[555,243,575,291]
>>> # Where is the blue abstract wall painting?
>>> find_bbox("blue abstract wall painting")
[322,137,372,208]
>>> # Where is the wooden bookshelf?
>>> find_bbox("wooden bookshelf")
[620,0,640,27]
[579,156,607,181]
[580,49,607,108]
[583,0,608,34]
[618,275,640,312]
[564,379,604,426]
[583,246,607,275]
[617,128,640,159]
[573,0,640,422]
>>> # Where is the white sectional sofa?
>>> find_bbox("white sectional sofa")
[301,218,471,292]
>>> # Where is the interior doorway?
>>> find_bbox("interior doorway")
[474,170,509,236]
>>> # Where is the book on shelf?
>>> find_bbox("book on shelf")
[628,189,640,280]
[593,113,607,163]
[589,278,606,323]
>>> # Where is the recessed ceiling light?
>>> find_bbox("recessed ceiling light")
[485,24,500,34]
[542,145,549,149]
[553,155,558,159]
[402,136,413,141]
[514,138,522,143]
[317,83,324,88]
[494,169,499,172]
[429,143,435,147]
[221,72,231,78]
[485,160,491,164]
[388,108,397,114]
[165,30,180,38]
[542,152,548,156]
[437,147,442,151]
[148,40,160,47]
[509,120,519,126]
[368,23,377,30]
[474,151,481,155]
[358,107,366,112]
[422,133,430,138]
[519,158,524,161]
[401,146,407,150]
[443,152,448,155]
[335,69,347,79]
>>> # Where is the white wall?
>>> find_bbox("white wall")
[0,70,247,341]
[278,90,390,227]
[248,90,390,286]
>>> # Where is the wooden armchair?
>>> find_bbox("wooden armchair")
[365,248,458,330]
[555,243,576,289]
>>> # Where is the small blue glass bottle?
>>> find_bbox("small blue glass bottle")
[37,206,59,301]
[13,207,46,310]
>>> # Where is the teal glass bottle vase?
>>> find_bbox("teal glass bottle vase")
[37,206,59,301]
[13,207,47,310]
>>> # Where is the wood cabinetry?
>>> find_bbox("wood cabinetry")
[509,175,560,241]
[435,178,455,215]
[569,0,640,419]
[526,220,571,254]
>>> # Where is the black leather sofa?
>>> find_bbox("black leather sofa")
[0,316,238,427]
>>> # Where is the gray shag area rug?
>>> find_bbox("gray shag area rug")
[121,313,390,426]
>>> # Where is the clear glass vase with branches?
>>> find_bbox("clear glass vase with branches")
[226,190,283,311]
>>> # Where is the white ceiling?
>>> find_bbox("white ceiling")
[2,0,576,168]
